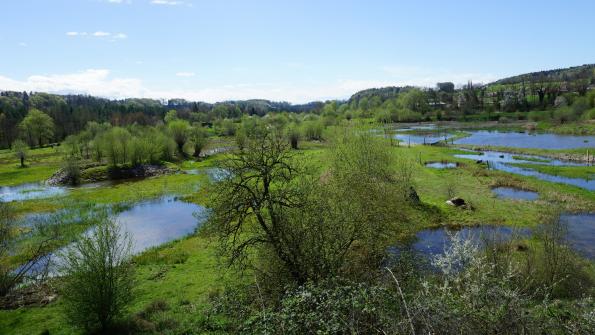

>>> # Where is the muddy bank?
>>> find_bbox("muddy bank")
[47,163,178,186]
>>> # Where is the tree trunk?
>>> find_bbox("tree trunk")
[20,156,24,168]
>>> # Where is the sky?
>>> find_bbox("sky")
[0,0,594,103]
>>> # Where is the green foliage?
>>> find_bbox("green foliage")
[12,139,28,167]
[167,119,191,154]
[302,120,323,141]
[19,109,55,147]
[188,125,209,158]
[63,157,81,186]
[244,279,399,335]
[286,125,301,149]
[60,215,134,333]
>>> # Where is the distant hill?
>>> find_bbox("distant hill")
[491,64,595,85]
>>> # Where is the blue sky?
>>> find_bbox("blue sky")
[0,0,593,103]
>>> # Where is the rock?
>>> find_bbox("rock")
[46,161,103,185]
[499,155,505,158]
[407,186,420,204]
[476,160,483,164]
[446,197,466,207]
[41,294,57,305]
[554,96,568,108]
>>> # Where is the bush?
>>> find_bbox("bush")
[303,120,323,141]
[60,216,134,333]
[245,280,400,335]
[63,157,81,186]
[286,126,300,149]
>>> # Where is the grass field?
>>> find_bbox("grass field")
[1,138,594,334]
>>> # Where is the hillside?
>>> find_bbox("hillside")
[491,64,595,85]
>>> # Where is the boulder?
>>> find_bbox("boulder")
[446,197,466,207]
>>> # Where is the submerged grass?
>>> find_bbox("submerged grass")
[510,163,595,180]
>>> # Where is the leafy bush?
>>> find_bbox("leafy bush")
[60,216,134,333]
[244,280,400,335]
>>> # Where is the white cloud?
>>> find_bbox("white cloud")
[0,70,144,99]
[150,0,191,6]
[105,0,132,3]
[0,69,494,103]
[66,31,126,41]
[18,42,27,47]
[175,72,195,77]
[93,31,111,37]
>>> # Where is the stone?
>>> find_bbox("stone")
[446,197,466,207]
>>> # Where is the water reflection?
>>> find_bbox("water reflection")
[454,130,595,149]
[425,162,458,169]
[19,197,207,276]
[492,187,539,201]
[455,151,594,190]
[0,183,66,202]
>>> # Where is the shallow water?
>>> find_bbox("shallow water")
[20,197,207,276]
[0,183,67,202]
[455,150,587,166]
[454,130,595,149]
[492,187,539,201]
[410,225,528,258]
[185,167,230,181]
[560,213,595,260]
[117,196,207,253]
[455,151,594,190]
[405,213,594,261]
[394,132,454,145]
[425,162,458,169]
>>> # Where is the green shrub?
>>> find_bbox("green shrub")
[60,215,134,333]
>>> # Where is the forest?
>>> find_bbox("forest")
[0,63,594,335]
[2,64,594,149]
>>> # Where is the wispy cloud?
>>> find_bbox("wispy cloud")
[18,42,27,47]
[175,72,195,77]
[93,31,111,37]
[150,0,192,6]
[105,0,132,4]
[0,69,399,103]
[66,31,127,41]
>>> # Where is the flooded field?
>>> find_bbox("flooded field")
[403,213,594,261]
[425,162,458,169]
[0,183,66,202]
[492,187,539,201]
[454,130,595,149]
[455,150,594,190]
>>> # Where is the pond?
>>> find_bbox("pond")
[455,151,594,191]
[399,213,594,262]
[454,150,587,166]
[0,183,67,202]
[560,213,595,260]
[408,225,529,258]
[425,162,458,169]
[20,197,207,276]
[492,187,539,201]
[454,131,595,149]
[117,196,208,253]
[394,132,454,145]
